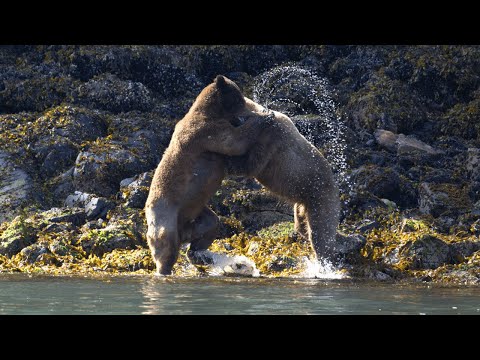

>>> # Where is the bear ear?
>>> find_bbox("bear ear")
[215,75,227,87]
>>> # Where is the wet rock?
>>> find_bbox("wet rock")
[120,172,153,208]
[368,269,392,281]
[79,225,141,257]
[0,216,37,257]
[334,232,366,263]
[400,235,451,270]
[267,255,297,272]
[39,142,78,178]
[352,165,417,208]
[43,222,75,234]
[401,218,426,233]
[0,75,78,113]
[44,207,86,226]
[73,143,154,197]
[374,129,398,152]
[356,220,379,234]
[0,152,35,223]
[85,197,115,220]
[396,134,442,156]
[419,182,471,218]
[19,243,50,264]
[467,148,480,182]
[75,73,153,113]
[346,190,387,216]
[449,241,480,263]
[65,191,114,220]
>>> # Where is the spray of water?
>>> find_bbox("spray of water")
[196,250,260,277]
[298,257,346,279]
[252,64,353,207]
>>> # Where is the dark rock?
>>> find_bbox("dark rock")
[120,171,153,208]
[374,129,398,152]
[419,182,471,218]
[467,148,480,182]
[356,220,379,233]
[0,216,37,257]
[334,232,366,262]
[267,255,297,272]
[65,192,114,220]
[43,222,74,233]
[84,197,115,220]
[79,225,140,257]
[40,142,78,178]
[0,151,35,223]
[400,235,451,270]
[46,207,86,226]
[351,165,417,208]
[75,73,153,113]
[19,243,50,264]
[449,241,480,263]
[73,144,154,197]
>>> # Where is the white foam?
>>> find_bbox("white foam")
[199,251,260,277]
[297,257,346,279]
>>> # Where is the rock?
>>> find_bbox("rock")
[45,207,86,226]
[0,152,35,223]
[375,129,442,164]
[356,220,379,233]
[396,134,442,156]
[401,218,426,233]
[0,216,37,257]
[399,235,451,270]
[467,148,480,182]
[79,225,141,257]
[381,198,397,209]
[50,167,76,204]
[120,172,153,208]
[374,129,398,152]
[334,231,367,258]
[39,142,78,178]
[75,73,153,113]
[419,182,471,218]
[65,192,114,220]
[73,144,153,197]
[368,269,392,281]
[19,243,50,264]
[267,255,297,272]
[449,241,480,263]
[351,165,417,208]
[84,197,115,220]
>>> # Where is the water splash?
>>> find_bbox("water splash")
[197,250,260,277]
[297,257,346,279]
[252,64,353,207]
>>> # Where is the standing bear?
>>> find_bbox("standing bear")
[145,76,271,275]
[228,97,340,263]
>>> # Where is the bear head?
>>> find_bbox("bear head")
[191,75,247,121]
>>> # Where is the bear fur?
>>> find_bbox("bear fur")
[228,97,340,262]
[145,76,269,275]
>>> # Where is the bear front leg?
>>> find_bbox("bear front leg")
[225,154,250,176]
[146,214,180,275]
[204,114,272,156]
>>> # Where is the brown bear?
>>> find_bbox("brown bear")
[145,76,271,275]
[227,97,340,262]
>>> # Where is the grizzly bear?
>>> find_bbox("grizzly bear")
[228,97,340,262]
[145,76,271,275]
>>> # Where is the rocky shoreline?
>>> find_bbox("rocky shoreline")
[1,45,480,284]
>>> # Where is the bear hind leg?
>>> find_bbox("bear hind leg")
[186,207,220,266]
[294,203,308,240]
[305,203,339,263]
